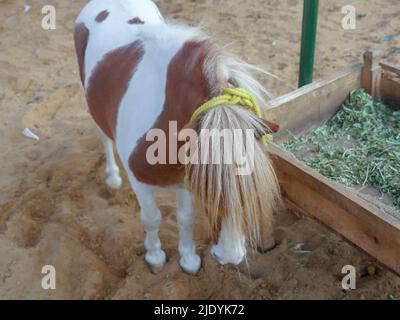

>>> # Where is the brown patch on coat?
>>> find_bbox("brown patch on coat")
[128,17,145,25]
[86,41,145,140]
[129,40,211,186]
[95,10,109,23]
[73,23,90,85]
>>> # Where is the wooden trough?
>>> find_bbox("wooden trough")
[264,51,400,275]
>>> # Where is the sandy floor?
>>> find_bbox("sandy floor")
[1,0,400,299]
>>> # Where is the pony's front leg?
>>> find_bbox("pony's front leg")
[135,186,166,273]
[177,188,201,274]
[98,129,122,189]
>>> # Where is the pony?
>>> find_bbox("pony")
[74,0,281,274]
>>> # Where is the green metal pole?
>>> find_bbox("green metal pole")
[298,0,319,87]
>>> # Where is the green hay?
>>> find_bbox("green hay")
[282,89,400,211]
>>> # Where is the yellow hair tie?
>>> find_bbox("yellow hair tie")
[184,88,273,188]
[191,88,273,143]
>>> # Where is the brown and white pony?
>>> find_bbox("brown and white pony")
[74,0,280,274]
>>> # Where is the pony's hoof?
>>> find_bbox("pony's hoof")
[180,255,201,275]
[106,174,122,189]
[145,251,166,274]
[211,245,245,266]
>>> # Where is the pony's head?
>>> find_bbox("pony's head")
[181,39,282,265]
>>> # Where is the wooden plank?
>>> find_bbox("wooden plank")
[264,62,362,141]
[380,61,400,76]
[381,74,400,110]
[361,51,382,99]
[268,143,400,275]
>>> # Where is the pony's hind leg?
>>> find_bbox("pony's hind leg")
[98,129,122,189]
[177,188,201,274]
[135,184,166,273]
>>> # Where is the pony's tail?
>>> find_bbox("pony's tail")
[186,105,281,247]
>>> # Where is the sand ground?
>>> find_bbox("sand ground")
[1,0,400,299]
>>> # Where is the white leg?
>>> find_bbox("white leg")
[176,188,201,274]
[99,129,122,189]
[135,185,166,273]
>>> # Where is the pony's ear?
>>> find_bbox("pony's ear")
[262,119,280,133]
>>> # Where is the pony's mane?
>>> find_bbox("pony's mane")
[203,41,277,107]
